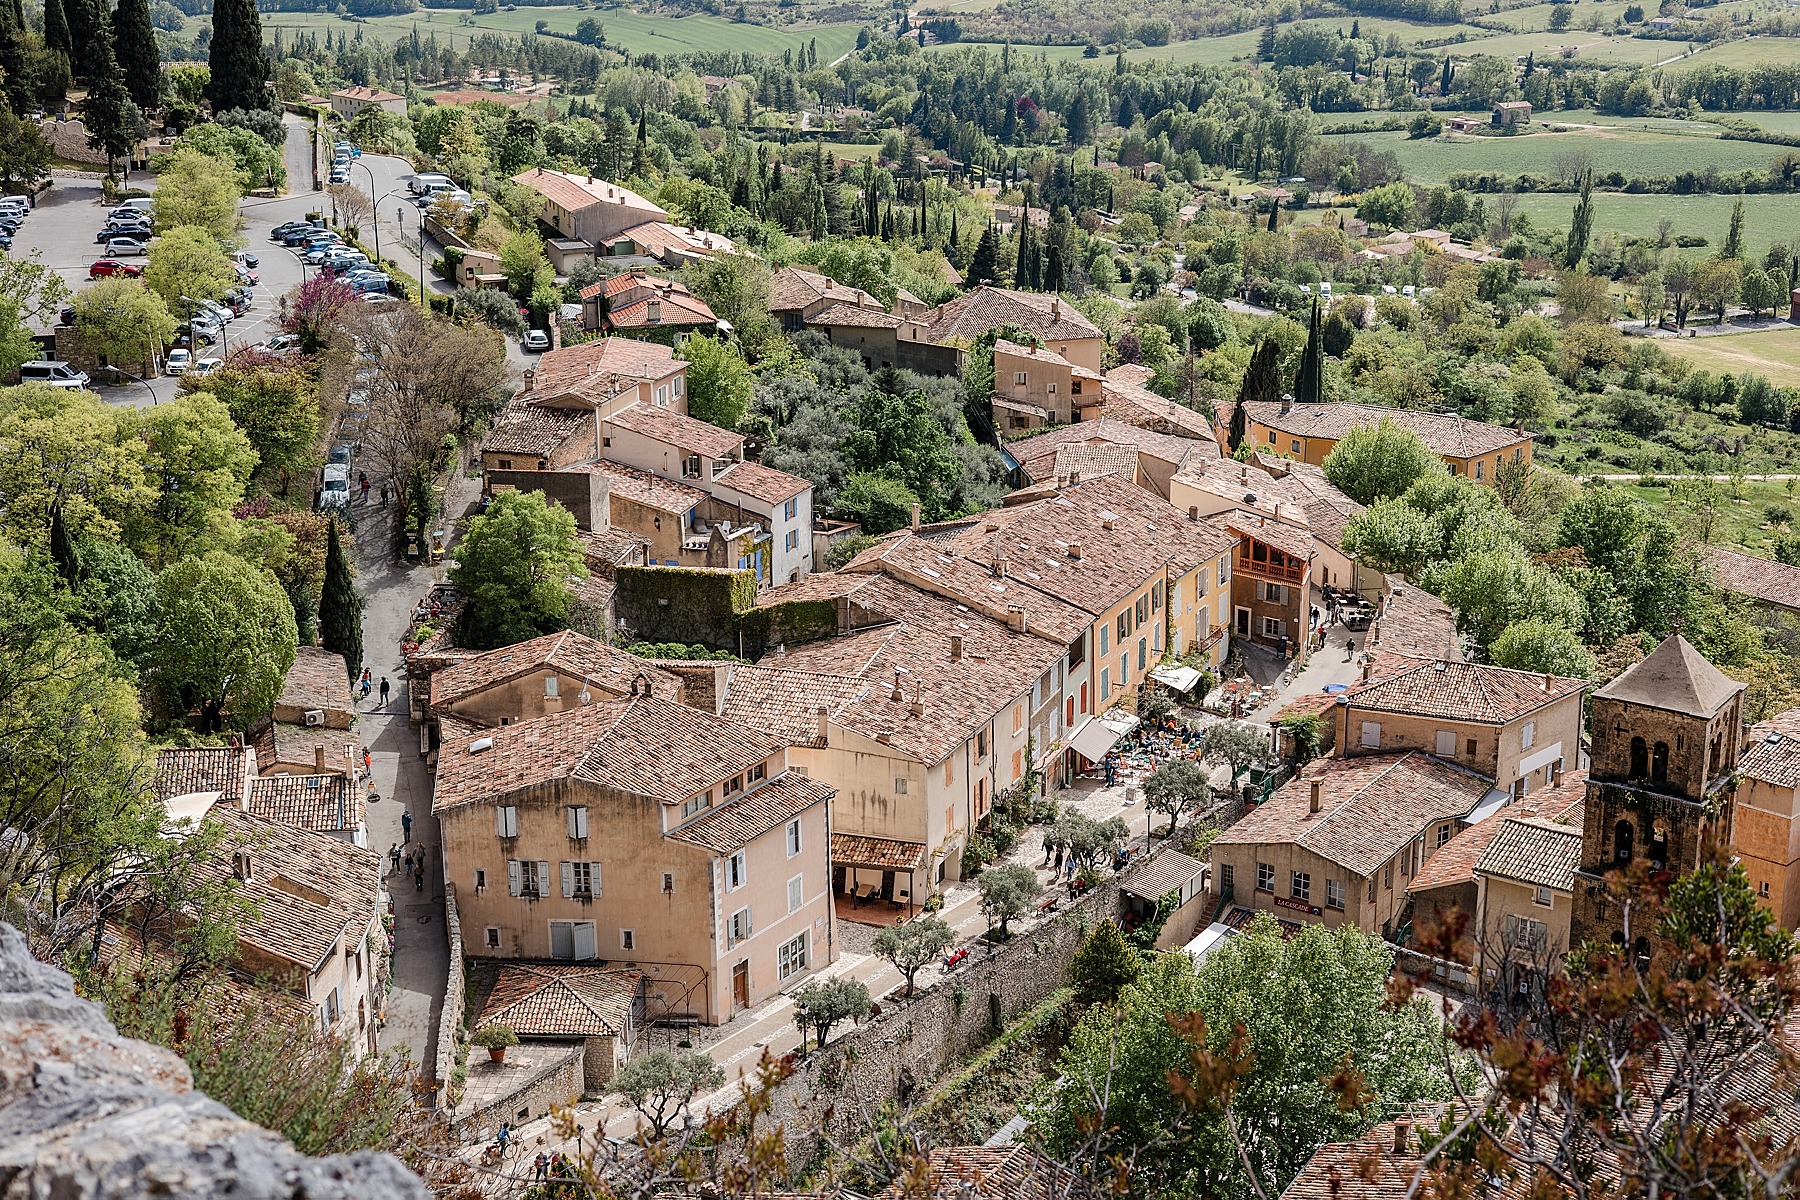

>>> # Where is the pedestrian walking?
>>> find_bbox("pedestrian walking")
[363,747,373,775]
[413,859,424,892]
[401,807,413,843]
[379,482,389,506]
[387,843,400,874]
[495,1122,511,1153]
[534,1153,549,1183]
[1053,844,1064,872]
[359,473,370,504]
[1041,834,1054,866]
[378,676,391,708]
[402,846,414,876]
[1345,638,1357,662]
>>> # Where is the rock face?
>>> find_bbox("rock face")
[0,922,432,1199]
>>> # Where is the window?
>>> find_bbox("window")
[1385,861,1394,889]
[1012,702,1023,734]
[1151,582,1162,612]
[549,920,597,960]
[1474,461,1484,480]
[1267,430,1277,445]
[727,851,747,891]
[1466,737,1477,758]
[1437,822,1453,848]
[1098,625,1108,656]
[1256,862,1275,892]
[728,907,752,947]
[748,762,767,785]
[1220,555,1232,584]
[1012,749,1022,781]
[1361,722,1382,749]
[1291,439,1302,455]
[1522,721,1536,750]
[1046,382,1057,394]
[1260,616,1284,638]
[496,806,520,838]
[566,806,589,839]
[561,860,597,900]
[723,774,743,797]
[1368,877,1376,903]
[1117,612,1129,643]
[621,929,635,952]
[1534,886,1554,907]
[545,675,560,699]
[485,926,500,949]
[662,872,675,893]
[1071,379,1082,395]
[681,791,711,821]
[1220,864,1234,893]
[1137,639,1146,671]
[778,932,808,980]
[786,818,802,858]
[1290,871,1311,902]
[1135,595,1148,626]
[1759,880,1772,899]
[1327,879,1345,910]
[944,803,955,833]
[682,454,702,478]
[1013,370,1028,385]
[976,729,989,760]
[1262,582,1284,604]
[1100,668,1111,701]
[788,874,804,913]
[784,497,798,521]
[785,530,799,551]
[508,859,547,899]
[945,759,956,785]
[497,458,514,470]
[1436,730,1457,758]
[893,775,909,795]
[1504,914,1547,953]
[324,987,340,1025]
[474,868,488,891]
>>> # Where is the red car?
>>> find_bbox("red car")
[89,259,143,279]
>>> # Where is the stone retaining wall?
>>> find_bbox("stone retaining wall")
[431,881,467,1110]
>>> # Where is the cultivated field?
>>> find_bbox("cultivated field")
[1660,327,1800,390]
[1507,191,1799,262]
[1324,125,1786,184]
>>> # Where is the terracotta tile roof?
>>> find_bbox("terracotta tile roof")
[1280,1105,1451,1200]
[1741,730,1800,789]
[478,963,639,1038]
[1593,633,1743,719]
[1409,770,1586,894]
[1343,660,1587,724]
[246,773,364,835]
[615,220,736,259]
[1244,400,1531,458]
[1094,378,1220,440]
[924,286,1101,345]
[154,746,254,804]
[877,1145,1099,1200]
[277,646,355,717]
[429,630,682,710]
[1047,442,1141,485]
[606,293,717,330]
[840,533,1092,644]
[1214,752,1492,878]
[578,526,648,569]
[756,571,879,606]
[1369,577,1463,662]
[1227,511,1314,563]
[1475,815,1584,891]
[525,337,681,401]
[1178,456,1364,551]
[667,771,834,853]
[830,832,927,871]
[332,85,404,103]
[810,301,903,330]
[1010,419,1209,484]
[604,403,743,459]
[1708,546,1800,609]
[1105,363,1155,387]
[192,805,381,974]
[586,458,705,514]
[713,459,811,506]
[433,695,785,812]
[484,399,590,458]
[251,721,359,773]
[719,664,872,748]
[768,266,880,313]
[511,168,666,220]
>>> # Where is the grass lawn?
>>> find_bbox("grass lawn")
[1734,110,1800,137]
[1322,124,1784,185]
[1508,191,1800,261]
[1678,35,1800,70]
[1660,327,1800,390]
[1441,28,1688,65]
[263,5,863,59]
[1620,477,1798,554]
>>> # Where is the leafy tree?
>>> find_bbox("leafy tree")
[1693,256,1741,323]
[318,519,362,683]
[845,386,961,521]
[150,550,297,731]
[0,384,149,547]
[121,391,255,565]
[197,363,321,494]
[150,146,242,239]
[206,0,267,114]
[1565,170,1594,268]
[1355,181,1414,230]
[1053,809,1130,872]
[967,224,1000,286]
[112,0,160,110]
[1068,919,1140,1006]
[497,228,548,301]
[72,278,177,373]
[144,225,236,315]
[1200,721,1268,795]
[978,862,1043,937]
[0,297,43,381]
[1488,616,1596,678]
[1041,918,1452,1197]
[791,975,870,1049]
[872,915,955,997]
[1739,266,1781,319]
[1427,545,1585,650]
[278,273,357,352]
[680,333,752,430]
[613,1049,725,1140]
[449,490,586,651]
[832,471,920,535]
[1320,307,1355,358]
[1663,255,1696,327]
[74,536,161,671]
[1322,418,1440,505]
[1555,270,1614,324]
[179,122,283,191]
[1278,712,1325,765]
[0,108,53,193]
[1340,497,1439,574]
[1143,757,1210,838]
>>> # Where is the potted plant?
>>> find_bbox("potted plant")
[471,1023,518,1063]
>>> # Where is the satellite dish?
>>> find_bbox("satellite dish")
[579,690,592,705]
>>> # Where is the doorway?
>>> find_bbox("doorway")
[732,960,749,1010]
[1234,606,1251,636]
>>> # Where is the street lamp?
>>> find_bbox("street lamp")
[354,160,382,259]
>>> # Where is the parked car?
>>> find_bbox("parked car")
[88,259,143,279]
[233,265,259,287]
[319,464,350,510]
[0,233,14,250]
[104,238,149,257]
[97,226,147,243]
[270,221,319,241]
[195,298,234,324]
[232,250,260,269]
[521,329,550,352]
[18,360,90,389]
[328,443,352,467]
[259,333,302,353]
[225,293,253,317]
[190,358,223,377]
[165,348,192,375]
[328,168,349,185]
[57,305,75,326]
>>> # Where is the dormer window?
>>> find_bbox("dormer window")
[681,791,711,820]
[747,762,767,785]
[723,774,743,798]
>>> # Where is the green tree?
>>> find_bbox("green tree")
[1738,267,1780,319]
[1721,193,1745,261]
[74,536,161,671]
[1427,545,1585,650]
[206,0,267,115]
[832,471,920,535]
[72,278,177,373]
[144,225,236,314]
[1322,418,1440,505]
[1143,757,1210,838]
[967,224,1000,286]
[680,333,751,430]
[1340,497,1439,574]
[1068,919,1141,1006]
[1488,616,1596,678]
[1279,711,1325,765]
[0,384,150,547]
[1565,169,1594,269]
[871,915,955,997]
[198,362,321,495]
[1040,918,1452,1197]
[613,1050,725,1140]
[1053,809,1130,872]
[449,490,586,651]
[1355,181,1414,231]
[791,975,870,1049]
[112,0,160,110]
[1200,720,1268,795]
[1692,255,1741,323]
[121,391,256,565]
[1293,299,1323,404]
[497,228,548,301]
[317,519,362,683]
[845,386,961,521]
[150,550,297,731]
[978,862,1043,937]
[82,73,146,177]
[44,0,70,53]
[0,296,43,381]
[0,108,53,193]
[150,146,242,239]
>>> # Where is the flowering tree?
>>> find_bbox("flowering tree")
[279,274,360,353]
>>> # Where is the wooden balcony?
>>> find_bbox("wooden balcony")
[1237,554,1305,583]
[1195,623,1227,654]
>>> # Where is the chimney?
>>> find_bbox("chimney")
[891,670,904,702]
[950,634,964,660]
[1391,1121,1410,1155]
[647,299,662,323]
[1552,760,1564,788]
[910,697,926,718]
[816,704,830,743]
[1051,296,1061,318]
[909,502,921,531]
[233,849,254,881]
[1542,672,1553,691]
[1309,778,1322,815]
[1008,607,1026,633]
[1281,393,1294,415]
[1101,517,1115,532]
[523,367,536,391]
[1188,506,1199,520]
[1069,542,1083,559]
[314,743,326,773]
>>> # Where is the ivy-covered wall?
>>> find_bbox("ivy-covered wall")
[614,566,845,657]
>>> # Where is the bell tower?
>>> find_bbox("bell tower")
[1570,634,1746,949]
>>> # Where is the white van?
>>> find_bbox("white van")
[319,464,350,510]
[19,360,90,389]
[117,197,156,213]
[410,172,453,196]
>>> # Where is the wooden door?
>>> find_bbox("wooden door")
[732,960,749,1009]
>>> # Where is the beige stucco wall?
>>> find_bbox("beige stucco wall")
[443,668,651,730]
[1733,775,1800,931]
[994,346,1092,424]
[1339,692,1580,793]
[1213,822,1443,937]
[1245,419,1533,484]
[1475,873,1572,979]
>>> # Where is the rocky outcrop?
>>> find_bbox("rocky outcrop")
[0,923,432,1199]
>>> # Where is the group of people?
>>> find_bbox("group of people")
[356,471,390,506]
[386,810,426,893]
[356,666,393,710]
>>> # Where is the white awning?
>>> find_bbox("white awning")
[1149,664,1203,693]
[1068,710,1141,761]
[1464,786,1510,825]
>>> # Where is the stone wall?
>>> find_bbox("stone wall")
[432,881,467,1110]
[451,1041,584,1145]
[0,922,431,1198]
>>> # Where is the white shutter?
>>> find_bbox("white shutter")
[497,806,518,838]
[788,874,803,914]
[507,859,522,896]
[573,922,597,960]
[1436,730,1457,758]
[1361,722,1382,749]
[561,861,575,898]
[537,861,551,895]
[592,861,601,897]
[567,806,588,838]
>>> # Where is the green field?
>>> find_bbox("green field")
[1440,28,1688,65]
[263,6,864,59]
[1661,327,1800,390]
[1619,478,1798,554]
[1740,111,1800,136]
[1508,191,1800,261]
[1324,125,1784,185]
[1678,35,1800,70]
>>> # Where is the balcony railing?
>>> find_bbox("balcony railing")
[1195,623,1227,653]
[1237,554,1305,583]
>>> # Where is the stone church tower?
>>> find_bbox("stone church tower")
[1569,634,1746,949]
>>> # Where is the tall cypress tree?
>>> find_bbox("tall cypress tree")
[1564,169,1594,269]
[43,0,70,54]
[65,0,98,69]
[1295,299,1324,405]
[113,0,160,111]
[207,0,268,112]
[968,223,999,287]
[1044,242,1065,294]
[318,519,364,683]
[1230,337,1282,452]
